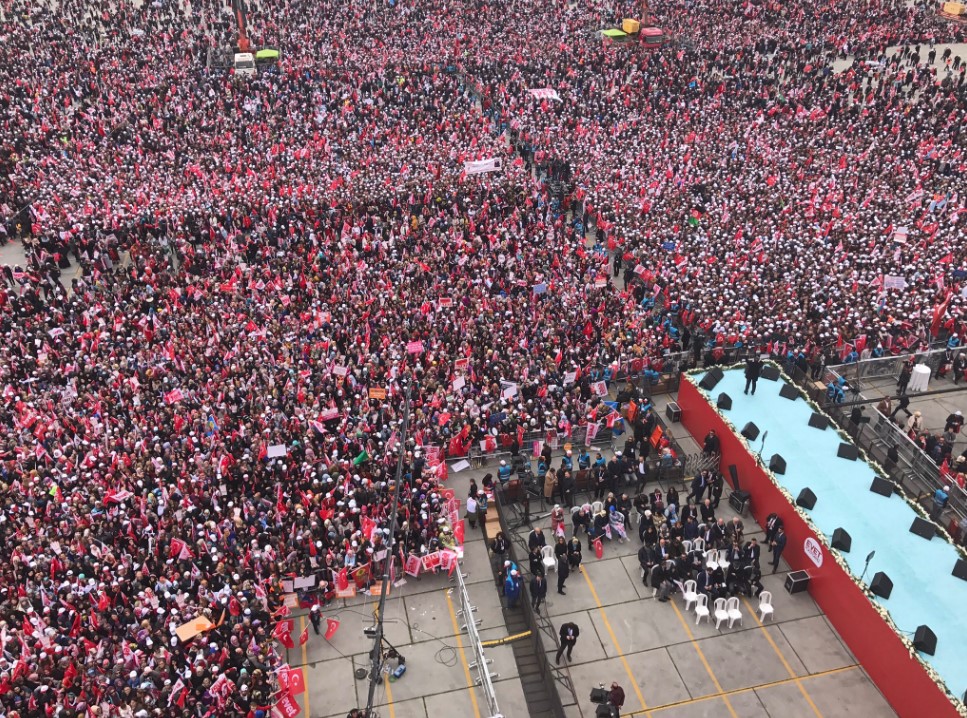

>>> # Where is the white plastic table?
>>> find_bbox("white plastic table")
[909,364,930,393]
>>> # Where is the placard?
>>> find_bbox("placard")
[267,444,287,458]
[368,387,387,400]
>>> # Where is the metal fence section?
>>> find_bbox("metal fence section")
[827,347,953,387]
[453,567,503,718]
[785,363,967,542]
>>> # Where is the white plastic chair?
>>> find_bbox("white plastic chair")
[541,545,556,573]
[718,551,731,573]
[692,537,705,553]
[694,594,710,625]
[634,509,644,527]
[570,506,581,518]
[591,501,604,515]
[726,596,743,628]
[758,591,774,622]
[713,598,729,630]
[682,539,692,554]
[682,580,698,611]
[704,549,719,571]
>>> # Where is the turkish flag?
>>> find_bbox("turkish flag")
[336,567,349,591]
[299,625,309,646]
[324,617,340,641]
[594,538,604,560]
[229,597,241,617]
[282,667,306,695]
[273,620,295,650]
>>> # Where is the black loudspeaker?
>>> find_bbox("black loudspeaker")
[952,559,967,582]
[869,572,893,599]
[831,528,851,552]
[807,413,829,430]
[796,488,817,510]
[717,393,732,410]
[728,464,739,490]
[590,687,609,704]
[784,570,810,594]
[761,364,780,381]
[699,368,724,391]
[913,625,937,656]
[740,422,759,441]
[837,443,859,461]
[909,517,936,541]
[769,454,786,475]
[869,477,893,497]
[665,402,681,422]
[779,384,800,401]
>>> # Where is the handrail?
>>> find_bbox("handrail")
[454,565,501,717]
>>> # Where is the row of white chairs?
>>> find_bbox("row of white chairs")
[681,580,774,628]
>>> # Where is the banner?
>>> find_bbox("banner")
[274,693,301,718]
[527,88,561,101]
[406,340,425,354]
[279,667,306,696]
[585,422,600,447]
[883,275,907,290]
[404,554,422,577]
[591,381,609,397]
[464,158,502,175]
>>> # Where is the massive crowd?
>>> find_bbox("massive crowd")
[0,0,966,713]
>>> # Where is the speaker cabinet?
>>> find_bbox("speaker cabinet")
[728,464,739,487]
[665,402,681,422]
[953,559,967,582]
[910,517,936,541]
[740,422,760,441]
[837,443,859,461]
[869,477,893,497]
[760,364,780,381]
[870,572,893,599]
[796,488,817,510]
[913,625,937,656]
[769,454,786,475]
[717,393,732,410]
[779,384,800,401]
[831,528,852,552]
[699,368,724,391]
[807,412,829,430]
[784,570,810,594]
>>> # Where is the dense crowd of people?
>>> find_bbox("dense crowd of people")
[1,0,967,713]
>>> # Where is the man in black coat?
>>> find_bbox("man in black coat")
[764,513,783,546]
[770,527,787,573]
[638,544,657,585]
[556,622,579,664]
[556,554,570,595]
[530,573,548,611]
[744,356,764,395]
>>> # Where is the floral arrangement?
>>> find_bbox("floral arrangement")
[685,363,967,715]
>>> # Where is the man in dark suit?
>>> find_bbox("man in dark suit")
[764,513,783,547]
[556,622,579,664]
[556,554,570,595]
[528,527,547,551]
[770,527,787,573]
[696,568,711,596]
[744,356,763,395]
[530,573,548,612]
[638,544,657,585]
[743,538,761,568]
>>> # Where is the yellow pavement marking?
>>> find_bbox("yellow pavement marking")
[628,664,858,715]
[300,615,311,718]
[384,673,396,718]
[740,596,824,717]
[668,599,740,718]
[581,566,651,715]
[446,590,483,718]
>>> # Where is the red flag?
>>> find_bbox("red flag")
[299,625,309,646]
[324,617,340,640]
[594,538,604,559]
[62,661,78,688]
[274,692,302,718]
[281,667,306,695]
[69,612,81,638]
[336,567,349,591]
[229,597,241,617]
[273,620,295,649]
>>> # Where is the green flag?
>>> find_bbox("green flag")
[353,450,369,466]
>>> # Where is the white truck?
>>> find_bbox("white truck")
[233,52,257,77]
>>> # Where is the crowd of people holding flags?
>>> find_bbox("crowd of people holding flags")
[1,0,967,714]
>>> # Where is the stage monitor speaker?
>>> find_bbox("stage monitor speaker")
[779,384,800,401]
[913,625,937,656]
[769,454,787,475]
[807,412,829,430]
[665,402,682,423]
[831,528,851,552]
[953,559,967,582]
[870,477,893,498]
[740,422,759,441]
[784,570,810,594]
[699,368,724,391]
[837,443,859,461]
[796,488,817,510]
[590,687,609,704]
[910,517,936,541]
[717,393,732,411]
[869,572,893,599]
[760,364,780,381]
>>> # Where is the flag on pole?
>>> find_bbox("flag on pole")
[324,617,340,640]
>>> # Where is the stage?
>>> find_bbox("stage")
[678,367,965,718]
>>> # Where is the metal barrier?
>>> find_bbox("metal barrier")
[827,347,954,387]
[493,490,576,718]
[453,566,502,717]
[785,363,967,542]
